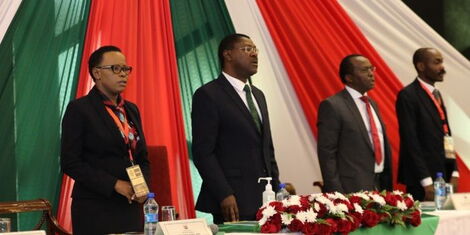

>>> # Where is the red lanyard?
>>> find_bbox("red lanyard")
[105,106,134,162]
[419,82,449,134]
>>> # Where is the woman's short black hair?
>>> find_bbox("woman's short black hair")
[88,45,122,81]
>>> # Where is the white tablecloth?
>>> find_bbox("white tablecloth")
[424,210,470,235]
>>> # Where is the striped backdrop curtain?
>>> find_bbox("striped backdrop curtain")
[1,0,470,231]
[0,0,90,230]
[170,0,235,221]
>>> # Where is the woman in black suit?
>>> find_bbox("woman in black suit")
[61,46,150,235]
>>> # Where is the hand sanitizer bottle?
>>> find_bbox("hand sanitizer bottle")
[258,177,275,205]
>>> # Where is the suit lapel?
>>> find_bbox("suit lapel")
[217,75,261,133]
[340,89,374,152]
[88,88,127,150]
[412,80,443,131]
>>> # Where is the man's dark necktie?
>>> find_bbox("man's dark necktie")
[243,85,261,132]
[433,89,443,107]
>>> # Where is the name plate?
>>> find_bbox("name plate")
[156,218,212,235]
[444,193,470,210]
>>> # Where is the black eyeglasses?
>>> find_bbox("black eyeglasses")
[95,64,133,75]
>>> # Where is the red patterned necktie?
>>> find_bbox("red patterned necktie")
[360,96,382,164]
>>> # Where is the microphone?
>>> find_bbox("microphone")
[208,224,219,234]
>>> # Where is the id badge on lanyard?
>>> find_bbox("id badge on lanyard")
[105,106,150,197]
[444,134,456,159]
[126,164,150,197]
[418,83,456,159]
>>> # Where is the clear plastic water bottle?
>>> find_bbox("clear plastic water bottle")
[144,192,159,235]
[276,183,290,201]
[434,172,447,210]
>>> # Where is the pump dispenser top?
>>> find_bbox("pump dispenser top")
[258,177,275,205]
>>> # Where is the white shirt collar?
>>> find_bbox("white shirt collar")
[223,71,249,92]
[345,85,367,99]
[417,77,436,92]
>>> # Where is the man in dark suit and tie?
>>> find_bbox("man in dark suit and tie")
[191,34,280,224]
[317,54,393,193]
[396,48,458,201]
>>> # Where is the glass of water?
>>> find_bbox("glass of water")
[161,206,176,221]
[0,218,11,232]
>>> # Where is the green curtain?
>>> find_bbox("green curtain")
[170,0,235,222]
[0,0,90,230]
[444,0,470,59]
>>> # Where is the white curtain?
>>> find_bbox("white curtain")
[225,0,322,195]
[0,0,22,44]
[339,0,470,168]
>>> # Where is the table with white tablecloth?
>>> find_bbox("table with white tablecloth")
[426,210,470,235]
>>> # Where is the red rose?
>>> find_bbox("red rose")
[326,218,337,232]
[268,201,284,212]
[315,203,328,217]
[350,213,362,230]
[301,222,317,235]
[394,194,404,201]
[316,222,334,235]
[260,221,281,233]
[409,210,421,226]
[362,210,381,227]
[300,196,310,210]
[349,196,362,205]
[385,193,398,206]
[286,205,302,214]
[344,201,353,211]
[404,197,414,208]
[287,219,303,232]
[270,213,282,225]
[333,198,343,204]
[336,218,353,234]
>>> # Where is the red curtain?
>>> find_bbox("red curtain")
[57,0,195,231]
[256,0,404,188]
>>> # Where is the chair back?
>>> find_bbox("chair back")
[0,199,71,235]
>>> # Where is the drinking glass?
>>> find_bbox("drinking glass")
[161,206,176,221]
[0,218,11,232]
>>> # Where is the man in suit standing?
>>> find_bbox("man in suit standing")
[317,54,392,193]
[191,34,280,224]
[396,48,458,201]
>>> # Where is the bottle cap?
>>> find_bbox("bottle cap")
[436,172,443,178]
[148,192,155,198]
[279,183,286,189]
[258,177,273,191]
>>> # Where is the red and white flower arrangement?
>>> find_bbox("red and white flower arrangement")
[256,190,421,234]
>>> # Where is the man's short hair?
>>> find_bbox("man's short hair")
[412,48,433,72]
[339,54,364,83]
[218,33,250,69]
[88,45,122,81]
